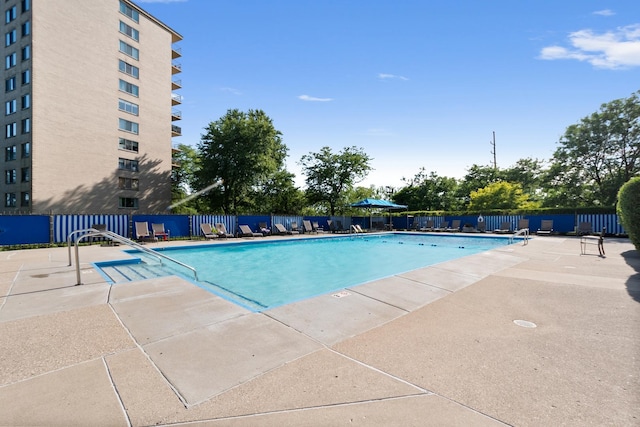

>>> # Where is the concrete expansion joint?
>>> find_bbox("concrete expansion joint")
[102,356,132,427]
[106,303,190,409]
[326,347,431,394]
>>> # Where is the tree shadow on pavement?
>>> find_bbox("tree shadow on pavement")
[621,250,640,303]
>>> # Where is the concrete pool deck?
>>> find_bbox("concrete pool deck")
[0,233,638,426]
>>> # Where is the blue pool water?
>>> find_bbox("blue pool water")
[142,233,515,311]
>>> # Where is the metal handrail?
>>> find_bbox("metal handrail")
[68,228,198,285]
[509,228,529,245]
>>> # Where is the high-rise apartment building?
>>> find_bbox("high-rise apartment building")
[1,0,182,214]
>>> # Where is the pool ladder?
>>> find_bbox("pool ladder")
[67,228,198,285]
[509,228,529,245]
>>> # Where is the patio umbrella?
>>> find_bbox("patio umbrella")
[349,198,408,229]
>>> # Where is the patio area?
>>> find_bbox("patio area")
[0,234,638,426]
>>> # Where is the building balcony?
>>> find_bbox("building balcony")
[171,93,183,105]
[171,124,182,136]
[172,62,181,74]
[171,110,182,121]
[172,46,182,59]
[172,79,182,90]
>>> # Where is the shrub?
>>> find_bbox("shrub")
[617,177,640,251]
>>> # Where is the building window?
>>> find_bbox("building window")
[5,192,16,207]
[5,29,16,46]
[21,69,29,85]
[20,191,28,207]
[5,145,16,161]
[118,177,139,190]
[5,5,16,24]
[21,117,29,133]
[21,141,29,157]
[118,98,138,115]
[119,137,138,152]
[21,93,29,109]
[5,122,16,138]
[20,166,29,182]
[118,59,139,79]
[5,99,16,115]
[119,21,139,41]
[5,52,16,69]
[21,44,29,61]
[5,169,16,184]
[118,158,139,171]
[118,79,138,97]
[118,118,138,134]
[21,21,29,37]
[119,1,139,23]
[5,75,15,92]
[119,197,139,209]
[21,0,29,13]
[119,40,139,60]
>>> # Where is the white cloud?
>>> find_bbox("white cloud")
[593,9,615,16]
[298,94,333,102]
[378,73,409,81]
[539,24,640,69]
[219,87,242,96]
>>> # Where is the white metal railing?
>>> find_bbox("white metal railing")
[510,228,529,245]
[67,228,198,285]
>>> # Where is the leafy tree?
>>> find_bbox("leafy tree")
[502,158,545,200]
[394,168,460,211]
[468,181,540,210]
[546,91,640,207]
[299,146,372,215]
[170,144,201,213]
[196,109,287,214]
[250,170,306,214]
[617,176,640,251]
[456,164,503,207]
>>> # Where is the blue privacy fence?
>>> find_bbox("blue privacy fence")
[0,212,627,246]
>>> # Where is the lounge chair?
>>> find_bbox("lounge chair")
[312,220,324,233]
[215,223,235,238]
[152,223,170,241]
[494,221,512,234]
[274,223,294,235]
[477,221,486,233]
[419,220,435,232]
[580,227,605,256]
[200,223,219,239]
[537,220,553,235]
[577,222,592,236]
[134,221,157,243]
[303,220,317,234]
[291,222,301,234]
[446,220,461,232]
[516,219,529,232]
[258,222,271,236]
[434,221,449,232]
[351,224,364,233]
[239,224,263,237]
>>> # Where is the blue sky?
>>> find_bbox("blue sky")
[135,0,640,189]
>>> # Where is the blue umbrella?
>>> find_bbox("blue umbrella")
[349,199,408,230]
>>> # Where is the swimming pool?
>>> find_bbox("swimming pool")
[131,233,516,311]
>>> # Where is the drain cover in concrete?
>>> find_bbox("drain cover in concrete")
[513,319,537,328]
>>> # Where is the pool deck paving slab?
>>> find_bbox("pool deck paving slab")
[0,234,638,425]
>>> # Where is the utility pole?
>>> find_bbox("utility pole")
[490,131,497,170]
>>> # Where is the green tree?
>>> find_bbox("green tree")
[456,164,503,207]
[196,109,287,214]
[170,144,201,214]
[502,158,545,201]
[250,170,306,214]
[546,91,640,207]
[468,181,540,210]
[394,168,460,211]
[299,146,372,215]
[617,176,640,251]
